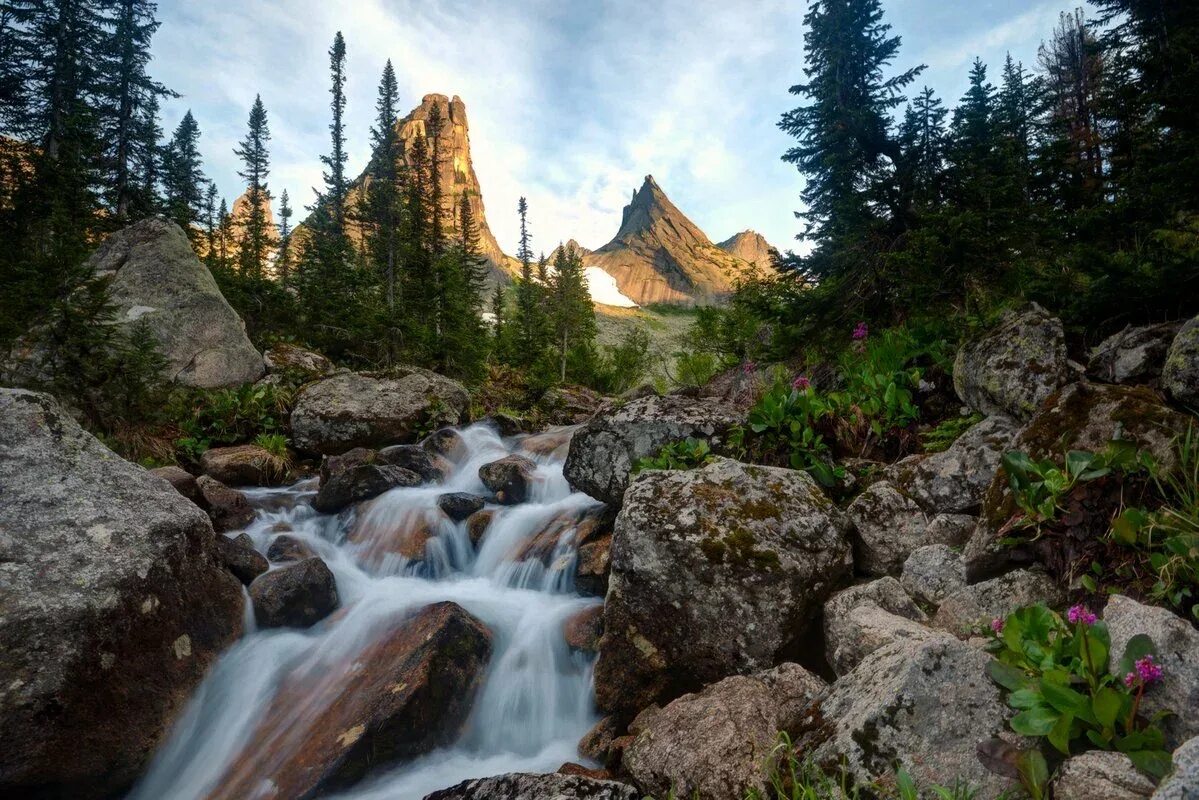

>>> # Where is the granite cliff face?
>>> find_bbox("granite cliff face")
[717,230,777,269]
[584,176,757,306]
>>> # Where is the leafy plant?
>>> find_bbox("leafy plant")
[986,603,1172,778]
[634,437,715,473]
[671,349,722,388]
[921,413,983,453]
[731,383,844,487]
[169,383,293,461]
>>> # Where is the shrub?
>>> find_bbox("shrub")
[169,383,292,461]
[591,328,652,394]
[921,413,983,453]
[634,437,715,473]
[729,382,844,487]
[672,349,722,388]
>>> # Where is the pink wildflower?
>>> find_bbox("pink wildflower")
[990,617,1005,634]
[1135,655,1164,685]
[852,321,869,341]
[1067,605,1097,626]
[792,374,812,391]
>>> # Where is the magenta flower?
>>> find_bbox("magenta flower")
[792,374,812,391]
[1067,605,1097,626]
[990,617,1005,634]
[1125,672,1137,688]
[1134,655,1164,685]
[852,322,869,341]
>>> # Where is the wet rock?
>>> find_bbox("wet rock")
[210,602,492,800]
[574,533,612,597]
[1088,323,1181,387]
[823,578,929,675]
[249,557,340,629]
[953,302,1069,420]
[312,463,423,514]
[380,443,446,483]
[847,482,975,576]
[1104,595,1199,749]
[422,427,467,461]
[622,664,827,800]
[540,384,605,425]
[439,492,486,522]
[0,389,243,799]
[594,458,851,716]
[149,464,202,505]
[518,426,578,459]
[422,772,639,800]
[933,569,1064,637]
[794,635,1024,797]
[200,443,290,487]
[215,532,269,585]
[901,544,967,607]
[578,716,626,767]
[266,534,315,563]
[195,475,255,532]
[563,605,604,652]
[563,394,744,505]
[466,509,495,547]
[557,763,614,781]
[1163,315,1199,408]
[290,368,469,455]
[1153,735,1199,799]
[1053,751,1155,800]
[484,412,526,436]
[319,446,378,484]
[479,454,537,504]
[262,342,334,379]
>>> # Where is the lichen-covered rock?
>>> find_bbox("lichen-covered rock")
[901,544,967,607]
[479,454,538,504]
[563,605,604,652]
[439,492,486,522]
[594,458,851,716]
[1053,751,1155,800]
[290,369,469,455]
[847,482,975,576]
[214,532,268,585]
[312,463,423,514]
[794,635,1023,797]
[0,389,243,799]
[886,415,1019,513]
[422,773,639,800]
[1153,735,1199,800]
[1163,315,1199,408]
[248,557,339,629]
[1104,595,1199,749]
[933,569,1064,637]
[195,475,255,532]
[622,664,827,800]
[563,394,743,505]
[954,303,1069,420]
[262,342,334,379]
[149,465,202,505]
[200,443,290,487]
[1088,323,1181,387]
[823,577,929,675]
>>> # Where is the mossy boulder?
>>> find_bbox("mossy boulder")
[1162,314,1199,409]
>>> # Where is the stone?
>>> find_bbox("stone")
[290,368,469,455]
[312,463,423,514]
[794,635,1024,797]
[594,458,851,716]
[847,482,975,576]
[318,446,380,484]
[262,342,334,379]
[1088,323,1181,387]
[1163,315,1199,408]
[422,773,639,800]
[823,578,929,675]
[148,465,202,505]
[200,443,290,487]
[479,454,538,504]
[540,385,606,425]
[439,492,487,522]
[622,664,827,800]
[214,533,268,585]
[209,602,492,800]
[1153,735,1199,800]
[422,427,467,461]
[466,509,495,547]
[933,569,1065,637]
[1053,751,1155,800]
[574,534,612,597]
[1104,595,1199,749]
[195,475,255,532]
[85,217,264,387]
[380,443,446,483]
[953,303,1069,420]
[266,534,315,563]
[563,605,604,652]
[0,389,243,799]
[249,557,340,629]
[563,394,743,505]
[901,544,968,607]
[578,716,625,767]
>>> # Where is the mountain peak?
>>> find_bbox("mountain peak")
[717,230,777,267]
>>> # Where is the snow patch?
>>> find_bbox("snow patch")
[584,266,637,308]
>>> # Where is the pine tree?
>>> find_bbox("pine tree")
[201,180,218,266]
[233,94,271,278]
[898,87,947,209]
[549,241,597,382]
[1038,10,1104,210]
[275,187,293,281]
[511,196,543,366]
[161,109,206,243]
[320,30,349,234]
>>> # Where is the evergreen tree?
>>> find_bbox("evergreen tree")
[511,196,543,366]
[233,94,271,278]
[275,187,292,280]
[201,180,218,266]
[161,109,206,243]
[320,30,349,233]
[549,241,597,382]
[1038,10,1104,210]
[898,86,947,208]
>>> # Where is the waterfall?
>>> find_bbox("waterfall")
[129,423,603,800]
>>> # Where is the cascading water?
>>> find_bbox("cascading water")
[130,424,603,800]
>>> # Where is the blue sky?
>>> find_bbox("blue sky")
[151,0,1075,256]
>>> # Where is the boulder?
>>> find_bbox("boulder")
[466,509,495,547]
[209,602,492,800]
[1053,751,1155,800]
[439,492,487,522]
[574,533,612,597]
[594,458,851,716]
[794,635,1023,797]
[563,605,604,652]
[290,368,469,455]
[479,454,538,504]
[578,716,626,767]
[563,394,743,505]
[847,482,975,575]
[319,446,379,483]
[933,569,1064,637]
[901,544,967,607]
[1153,735,1199,800]
[266,534,315,563]
[195,475,255,532]
[148,465,202,505]
[214,532,268,585]
[262,342,334,379]
[1163,315,1199,408]
[622,664,827,800]
[380,443,446,483]
[1088,323,1181,387]
[953,303,1069,420]
[312,463,423,514]
[86,217,264,387]
[422,427,467,461]
[249,557,339,629]
[540,384,605,425]
[422,773,638,800]
[0,389,243,799]
[199,443,289,487]
[1104,595,1199,749]
[823,578,929,675]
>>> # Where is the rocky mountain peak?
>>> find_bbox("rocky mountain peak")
[717,230,777,268]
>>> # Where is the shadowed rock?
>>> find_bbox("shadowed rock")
[249,557,339,629]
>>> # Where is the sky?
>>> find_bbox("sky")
[151,0,1075,257]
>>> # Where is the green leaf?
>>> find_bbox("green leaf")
[1011,707,1059,736]
[1126,749,1174,780]
[1118,634,1156,677]
[895,767,918,800]
[1092,687,1124,729]
[1040,679,1089,716]
[1047,712,1074,755]
[1008,688,1043,709]
[988,660,1029,692]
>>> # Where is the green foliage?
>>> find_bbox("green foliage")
[986,604,1173,778]
[921,413,983,453]
[634,438,714,474]
[170,384,292,461]
[731,383,844,487]
[591,328,652,395]
[671,350,722,388]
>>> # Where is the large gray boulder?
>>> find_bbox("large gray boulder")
[823,578,931,675]
[622,664,827,800]
[794,635,1024,797]
[901,544,967,608]
[933,569,1065,637]
[1163,315,1199,408]
[0,389,244,799]
[423,773,639,800]
[1088,323,1181,387]
[953,303,1069,420]
[563,394,743,505]
[291,368,470,455]
[1053,751,1155,800]
[847,482,975,576]
[1154,735,1199,800]
[593,458,851,716]
[87,217,264,387]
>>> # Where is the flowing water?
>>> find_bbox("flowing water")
[130,424,603,800]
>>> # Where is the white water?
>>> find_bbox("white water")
[130,424,603,800]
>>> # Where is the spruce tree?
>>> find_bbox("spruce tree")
[898,87,947,209]
[161,109,206,244]
[320,30,349,233]
[275,187,293,281]
[233,94,271,278]
[511,196,543,366]
[549,242,597,382]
